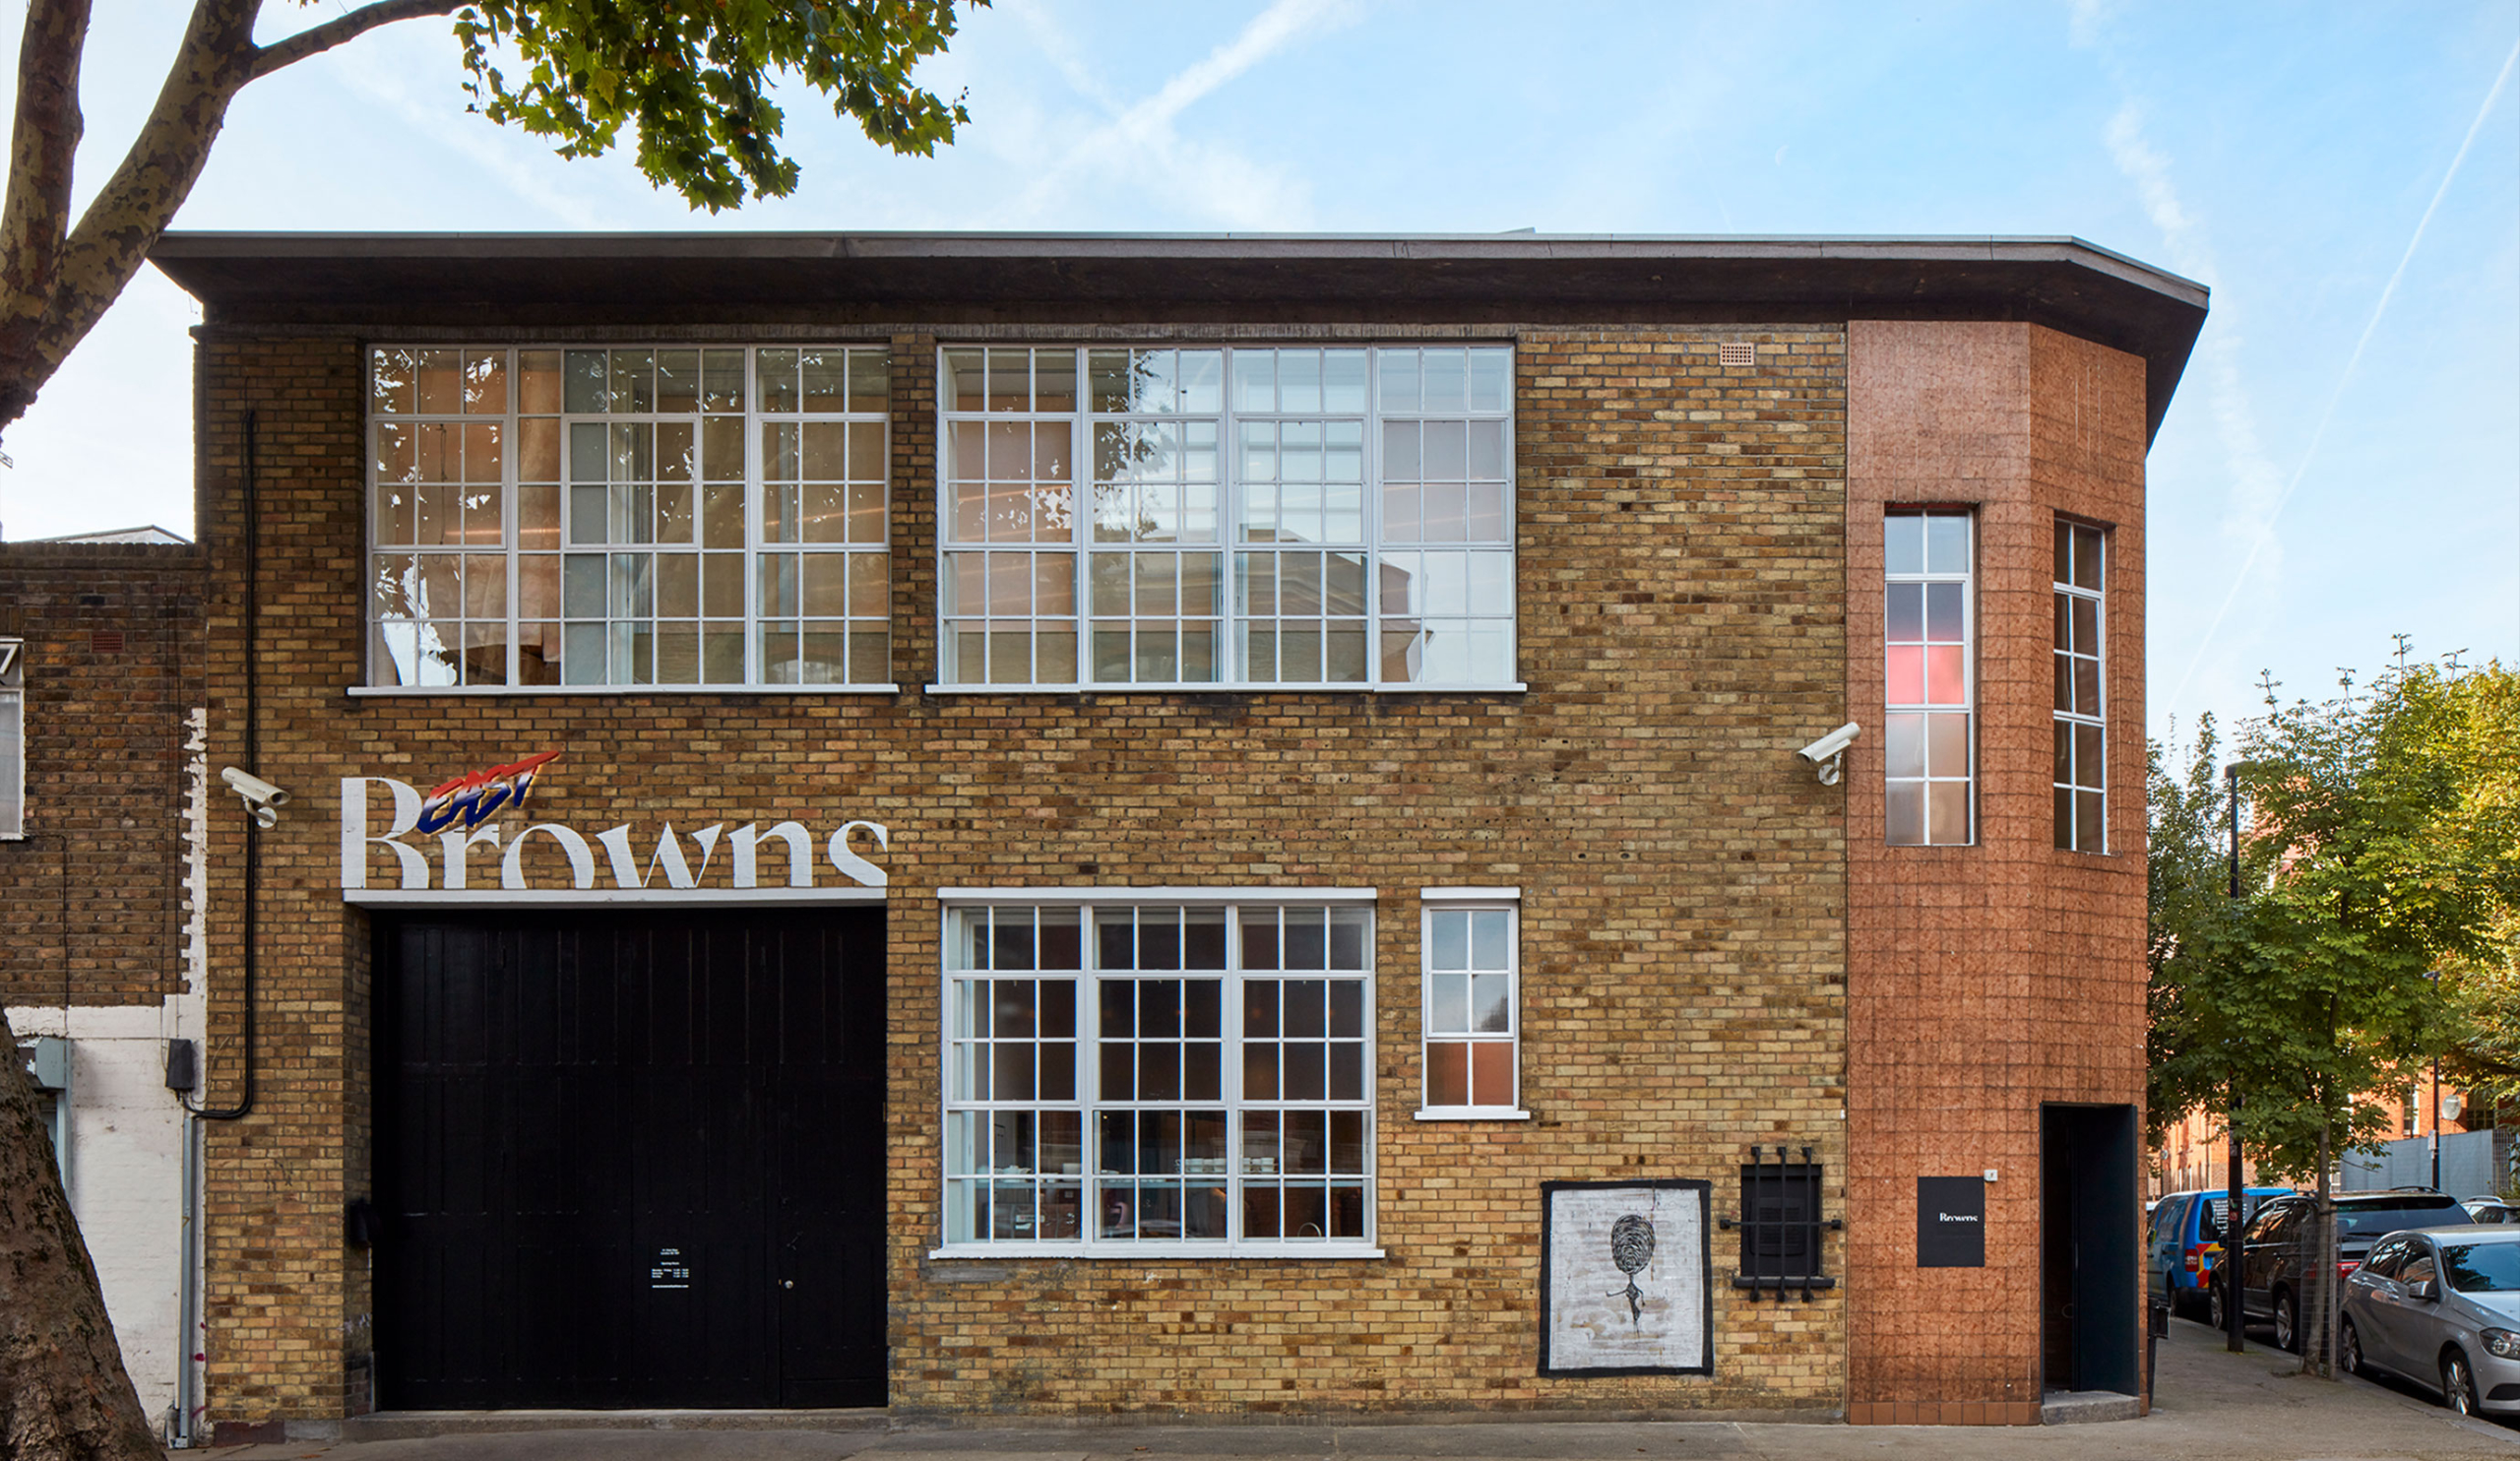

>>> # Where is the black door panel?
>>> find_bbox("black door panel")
[375,910,885,1410]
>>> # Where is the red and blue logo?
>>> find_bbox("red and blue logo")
[416,750,561,835]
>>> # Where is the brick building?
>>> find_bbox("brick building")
[59,232,2208,1440]
[1,537,210,1435]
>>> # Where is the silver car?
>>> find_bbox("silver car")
[2341,1225,2520,1417]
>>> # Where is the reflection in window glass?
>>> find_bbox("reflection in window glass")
[943,900,1373,1250]
[368,345,889,689]
[1884,509,1973,845]
[2053,519,2107,852]
[943,345,1514,688]
[1421,903,1517,1111]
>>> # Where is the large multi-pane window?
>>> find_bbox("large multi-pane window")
[365,346,891,688]
[942,898,1375,1253]
[2053,519,2107,853]
[1884,510,1973,846]
[937,345,1515,689]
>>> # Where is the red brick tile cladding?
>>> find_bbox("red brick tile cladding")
[1841,322,2150,1422]
[0,542,206,1007]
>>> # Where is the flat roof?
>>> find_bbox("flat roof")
[151,231,2208,437]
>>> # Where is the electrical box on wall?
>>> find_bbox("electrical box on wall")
[23,1036,68,1092]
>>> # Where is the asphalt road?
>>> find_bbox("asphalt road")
[191,1316,2520,1461]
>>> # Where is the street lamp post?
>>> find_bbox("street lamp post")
[2224,764,2247,1355]
[2429,969,2442,1191]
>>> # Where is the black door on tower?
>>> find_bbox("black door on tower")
[374,908,885,1409]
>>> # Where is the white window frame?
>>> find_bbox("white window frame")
[354,345,898,694]
[0,637,22,839]
[2052,518,2108,854]
[934,888,1382,1259]
[1883,508,1975,846]
[929,344,1523,694]
[1416,888,1528,1120]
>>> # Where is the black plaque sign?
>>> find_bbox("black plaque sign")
[649,1245,692,1290]
[1917,1176,1985,1268]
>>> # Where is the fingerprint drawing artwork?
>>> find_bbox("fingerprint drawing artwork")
[1608,1213,1656,1322]
[1540,1179,1710,1375]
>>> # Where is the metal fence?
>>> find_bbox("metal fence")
[2338,1129,2497,1195]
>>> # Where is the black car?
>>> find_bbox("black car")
[2209,1188,2475,1352]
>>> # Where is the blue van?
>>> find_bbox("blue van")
[2148,1186,2295,1318]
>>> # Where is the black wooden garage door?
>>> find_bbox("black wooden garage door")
[374,909,885,1409]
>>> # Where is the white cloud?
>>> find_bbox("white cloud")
[1009,0,1357,227]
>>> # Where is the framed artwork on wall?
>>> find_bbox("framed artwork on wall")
[1537,1178,1713,1376]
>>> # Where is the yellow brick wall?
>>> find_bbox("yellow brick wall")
[193,323,1852,1424]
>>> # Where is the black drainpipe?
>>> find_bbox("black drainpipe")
[188,409,256,1122]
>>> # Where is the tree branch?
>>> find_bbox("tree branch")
[0,0,260,429]
[0,0,94,375]
[250,0,466,81]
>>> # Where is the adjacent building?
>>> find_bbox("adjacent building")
[14,231,2203,1441]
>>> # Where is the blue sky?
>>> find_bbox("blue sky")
[3,0,2513,746]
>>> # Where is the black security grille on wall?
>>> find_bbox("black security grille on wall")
[1719,1145,1840,1302]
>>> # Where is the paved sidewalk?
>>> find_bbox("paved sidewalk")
[193,1319,2519,1461]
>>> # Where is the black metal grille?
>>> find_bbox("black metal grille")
[1723,1145,1840,1302]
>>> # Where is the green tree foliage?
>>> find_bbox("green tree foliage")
[2148,647,2520,1372]
[0,0,981,432]
[454,0,974,211]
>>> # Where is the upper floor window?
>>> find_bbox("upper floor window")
[1884,510,1973,845]
[936,345,1516,690]
[2053,519,2107,853]
[365,346,890,689]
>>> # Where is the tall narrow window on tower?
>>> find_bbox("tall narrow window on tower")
[1883,511,1973,846]
[2052,519,2107,853]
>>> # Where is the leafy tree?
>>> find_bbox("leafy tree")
[0,3,978,1453]
[2149,648,2520,1376]
[0,0,978,432]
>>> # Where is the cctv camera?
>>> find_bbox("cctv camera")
[220,767,291,828]
[1796,723,1861,785]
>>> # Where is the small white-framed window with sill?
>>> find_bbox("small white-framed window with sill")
[1883,509,1974,846]
[1418,890,1525,1118]
[934,344,1517,692]
[363,346,892,690]
[939,893,1377,1257]
[2052,518,2107,854]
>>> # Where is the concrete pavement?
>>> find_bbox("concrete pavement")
[192,1317,2520,1461]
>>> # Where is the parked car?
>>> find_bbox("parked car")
[2148,1186,2295,1320]
[2460,1196,2518,1225]
[2340,1226,2520,1418]
[2208,1188,2475,1352]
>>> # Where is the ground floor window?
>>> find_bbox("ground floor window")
[941,896,1375,1255]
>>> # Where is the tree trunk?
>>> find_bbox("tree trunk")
[0,1006,162,1460]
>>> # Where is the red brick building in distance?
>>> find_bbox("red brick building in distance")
[46,232,2205,1441]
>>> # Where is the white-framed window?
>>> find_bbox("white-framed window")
[939,892,1377,1256]
[935,345,1517,691]
[363,346,892,690]
[0,637,22,839]
[1418,890,1525,1118]
[1883,509,1974,846]
[2053,518,2107,854]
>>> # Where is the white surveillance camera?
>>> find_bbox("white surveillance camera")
[220,766,290,828]
[1796,723,1861,785]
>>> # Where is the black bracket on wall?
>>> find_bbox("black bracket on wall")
[1716,1144,1844,1302]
